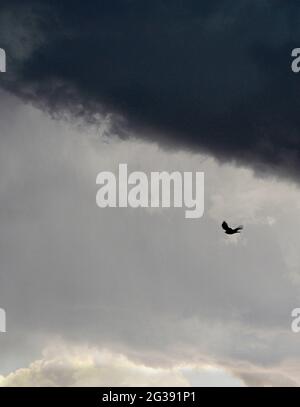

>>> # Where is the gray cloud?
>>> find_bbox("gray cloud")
[0,90,300,386]
[1,1,300,180]
[1,2,300,387]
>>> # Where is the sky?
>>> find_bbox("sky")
[0,1,300,387]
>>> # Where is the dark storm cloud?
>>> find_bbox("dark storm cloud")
[1,0,300,177]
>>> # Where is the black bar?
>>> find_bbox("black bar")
[0,387,296,405]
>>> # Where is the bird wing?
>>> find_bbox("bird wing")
[232,225,243,233]
[222,221,230,231]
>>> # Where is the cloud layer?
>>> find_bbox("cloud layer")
[0,91,300,385]
[1,1,300,180]
[0,343,190,387]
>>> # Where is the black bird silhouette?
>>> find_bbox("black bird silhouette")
[222,221,243,235]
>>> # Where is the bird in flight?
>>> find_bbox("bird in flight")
[222,221,243,235]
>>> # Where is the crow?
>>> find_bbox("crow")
[222,221,243,235]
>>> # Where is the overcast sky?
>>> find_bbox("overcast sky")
[1,1,300,387]
[0,90,299,386]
